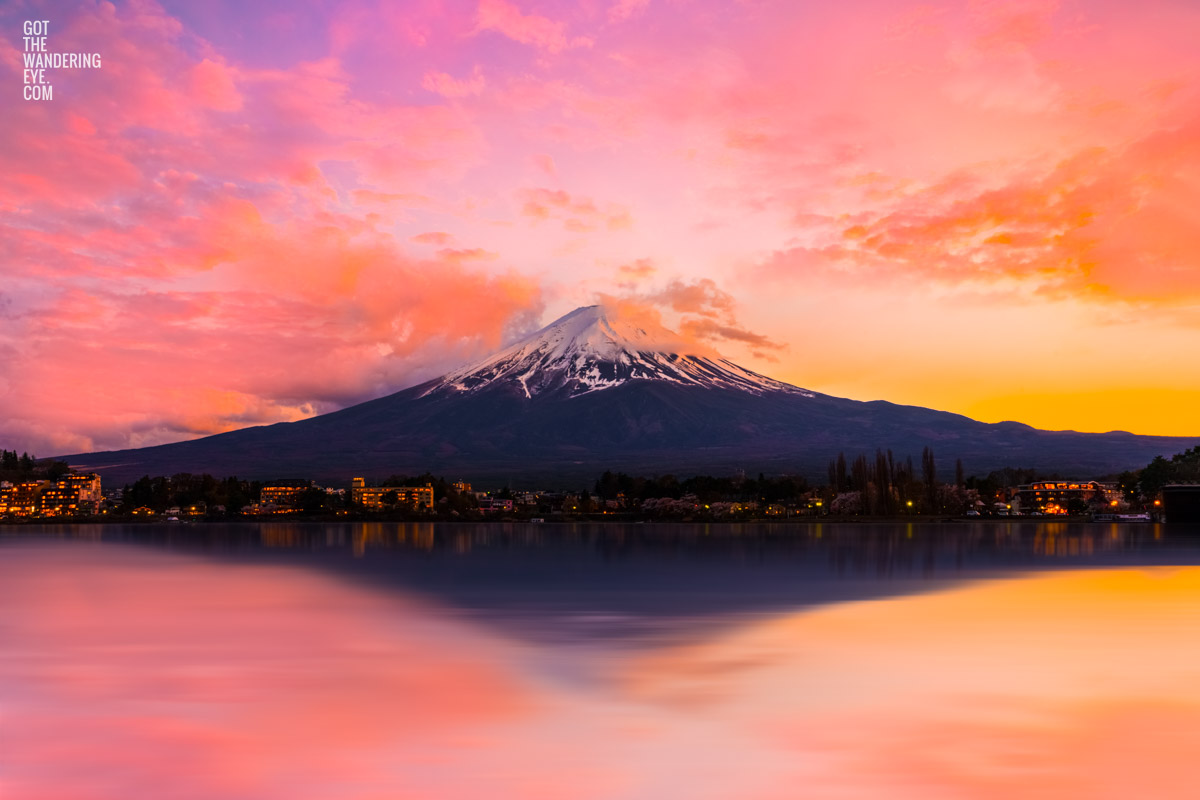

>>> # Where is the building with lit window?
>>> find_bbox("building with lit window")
[40,485,82,516]
[0,473,101,517]
[38,473,103,517]
[260,482,313,509]
[0,481,46,516]
[1011,481,1120,515]
[350,478,434,510]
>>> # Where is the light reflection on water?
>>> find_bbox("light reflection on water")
[3,523,1200,798]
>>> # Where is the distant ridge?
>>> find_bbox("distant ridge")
[63,306,1199,486]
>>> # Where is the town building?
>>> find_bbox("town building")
[0,481,46,516]
[0,473,102,517]
[41,473,102,515]
[350,477,434,510]
[260,482,313,509]
[1010,481,1120,515]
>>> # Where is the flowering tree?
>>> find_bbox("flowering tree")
[830,491,863,515]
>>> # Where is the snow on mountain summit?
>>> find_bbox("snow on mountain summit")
[422,305,813,399]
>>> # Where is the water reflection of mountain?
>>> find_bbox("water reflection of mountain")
[6,521,1200,640]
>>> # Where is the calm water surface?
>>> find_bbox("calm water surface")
[3,522,1200,798]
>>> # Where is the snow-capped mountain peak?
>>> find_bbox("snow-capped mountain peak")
[421,305,813,399]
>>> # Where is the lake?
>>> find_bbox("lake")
[3,521,1200,798]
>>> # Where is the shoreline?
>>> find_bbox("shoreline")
[0,513,1142,526]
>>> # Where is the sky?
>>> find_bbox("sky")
[3,0,1200,456]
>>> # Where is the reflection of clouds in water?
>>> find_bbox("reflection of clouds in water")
[621,569,1200,798]
[2,543,1200,799]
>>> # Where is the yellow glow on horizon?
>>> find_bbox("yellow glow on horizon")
[965,388,1200,437]
[752,283,1200,440]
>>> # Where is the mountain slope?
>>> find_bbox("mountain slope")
[63,306,1198,486]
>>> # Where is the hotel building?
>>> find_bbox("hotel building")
[260,483,313,509]
[1010,481,1121,515]
[350,478,434,510]
[0,473,102,517]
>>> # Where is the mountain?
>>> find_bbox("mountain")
[64,305,1197,487]
[422,305,809,400]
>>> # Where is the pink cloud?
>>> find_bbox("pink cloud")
[475,0,582,53]
[0,193,543,453]
[410,231,455,245]
[608,0,650,23]
[422,67,486,98]
[0,1,531,455]
[6,0,1200,450]
[352,190,433,209]
[189,59,243,111]
[531,153,557,177]
[517,187,631,232]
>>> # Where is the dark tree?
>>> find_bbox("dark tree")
[299,487,331,513]
[874,449,892,515]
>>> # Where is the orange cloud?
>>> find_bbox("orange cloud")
[410,231,455,245]
[647,278,736,318]
[589,293,718,357]
[679,318,786,357]
[517,187,631,232]
[595,278,785,360]
[437,247,500,264]
[617,258,657,280]
[757,117,1200,308]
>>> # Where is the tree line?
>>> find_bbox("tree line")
[592,448,1089,516]
[1121,446,1200,503]
[593,470,810,505]
[13,441,1197,519]
[113,471,484,516]
[121,473,262,514]
[1,449,71,483]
